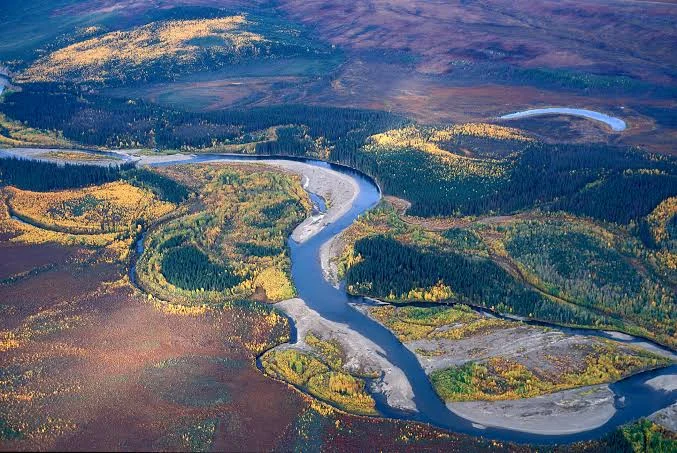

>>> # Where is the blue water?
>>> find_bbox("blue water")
[151,153,675,444]
[500,107,627,131]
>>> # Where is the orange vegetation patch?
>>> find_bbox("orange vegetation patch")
[5,182,175,235]
[0,239,504,451]
[21,17,264,83]
[0,242,80,280]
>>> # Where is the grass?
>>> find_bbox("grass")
[260,348,377,415]
[142,357,238,407]
[368,305,505,342]
[431,345,670,402]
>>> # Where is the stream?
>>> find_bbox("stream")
[147,153,676,445]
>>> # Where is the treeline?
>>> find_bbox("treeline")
[3,83,675,224]
[346,235,621,328]
[0,83,403,153]
[122,168,189,203]
[0,157,134,191]
[161,245,241,291]
[554,172,677,224]
[360,141,677,223]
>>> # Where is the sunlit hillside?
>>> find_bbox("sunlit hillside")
[21,17,266,83]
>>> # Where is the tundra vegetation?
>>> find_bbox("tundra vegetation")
[17,9,340,87]
[369,304,670,402]
[260,332,377,415]
[135,164,310,305]
[1,1,676,450]
[0,163,177,264]
[429,349,667,402]
[3,83,675,223]
[340,203,676,348]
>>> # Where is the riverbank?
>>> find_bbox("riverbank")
[0,147,130,165]
[3,147,676,444]
[319,233,345,287]
[0,148,362,244]
[265,161,359,243]
[148,154,361,244]
[352,301,673,435]
[447,385,616,435]
[273,297,416,412]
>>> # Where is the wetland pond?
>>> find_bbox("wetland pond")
[500,107,627,131]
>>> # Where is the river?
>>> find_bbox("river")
[148,153,676,445]
[500,108,627,131]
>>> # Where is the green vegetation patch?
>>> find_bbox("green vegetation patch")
[161,245,242,292]
[430,344,669,402]
[347,235,608,327]
[305,332,346,371]
[261,348,377,416]
[368,305,509,343]
[47,194,101,218]
[441,228,486,253]
[0,156,134,191]
[610,419,677,453]
[154,417,218,452]
[506,220,676,347]
[0,417,23,441]
[306,371,377,416]
[261,349,329,387]
[123,168,190,203]
[136,165,310,304]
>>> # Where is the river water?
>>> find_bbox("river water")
[500,108,627,131]
[149,153,676,444]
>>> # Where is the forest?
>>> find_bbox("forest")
[161,245,242,291]
[3,83,675,227]
[122,168,190,204]
[0,156,134,191]
[361,139,677,221]
[505,220,675,345]
[345,235,623,329]
[0,83,403,153]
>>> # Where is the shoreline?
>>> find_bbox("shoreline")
[273,297,417,412]
[447,385,616,435]
[3,146,675,442]
[319,233,345,287]
[144,153,361,244]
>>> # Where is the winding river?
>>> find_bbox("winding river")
[150,153,676,445]
[500,108,627,131]
[2,148,673,444]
